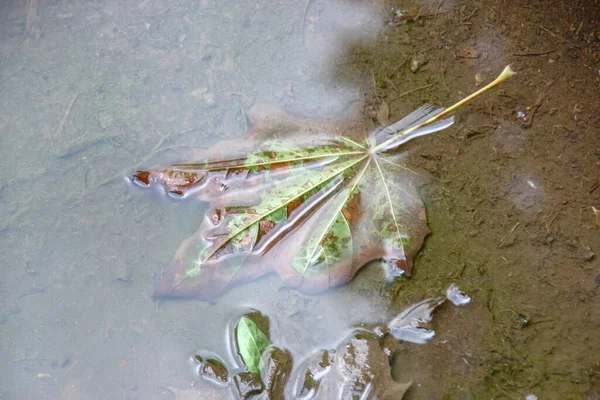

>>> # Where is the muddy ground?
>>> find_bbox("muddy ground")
[377,1,600,398]
[0,0,599,399]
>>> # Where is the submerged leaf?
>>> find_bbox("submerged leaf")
[131,67,514,301]
[236,316,271,373]
[134,115,431,300]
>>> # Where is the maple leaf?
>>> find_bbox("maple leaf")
[131,66,514,301]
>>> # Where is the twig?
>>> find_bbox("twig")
[112,22,130,37]
[465,125,495,140]
[241,106,248,131]
[191,40,221,47]
[461,8,478,23]
[522,94,544,129]
[440,192,450,212]
[513,49,555,56]
[388,83,434,103]
[0,206,30,232]
[395,9,453,24]
[149,130,173,153]
[142,7,170,18]
[62,359,79,378]
[591,207,600,228]
[412,7,423,22]
[434,0,446,18]
[590,181,599,195]
[56,93,79,137]
[95,128,197,188]
[539,25,581,48]
[496,89,516,101]
[575,20,583,36]
[301,0,312,43]
[24,0,45,41]
[528,265,556,288]
[545,212,559,230]
[18,286,46,299]
[26,0,39,34]
[235,61,250,85]
[499,222,520,244]
[440,65,449,91]
[389,59,407,79]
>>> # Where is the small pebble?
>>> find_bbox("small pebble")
[410,56,428,73]
[581,248,595,261]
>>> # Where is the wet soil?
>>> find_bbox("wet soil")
[377,1,600,398]
[0,0,599,399]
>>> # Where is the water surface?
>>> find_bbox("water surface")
[1,0,599,398]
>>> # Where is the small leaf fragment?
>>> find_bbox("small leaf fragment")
[201,358,228,385]
[260,346,293,397]
[233,372,264,399]
[236,316,271,373]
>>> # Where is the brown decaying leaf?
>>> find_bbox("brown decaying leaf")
[132,105,434,301]
[130,67,514,301]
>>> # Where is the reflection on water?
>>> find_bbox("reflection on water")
[0,1,404,399]
[186,285,466,398]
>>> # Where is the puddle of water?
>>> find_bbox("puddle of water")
[0,1,408,398]
[183,284,466,398]
[1,0,599,399]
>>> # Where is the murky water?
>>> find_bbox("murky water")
[1,0,599,399]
